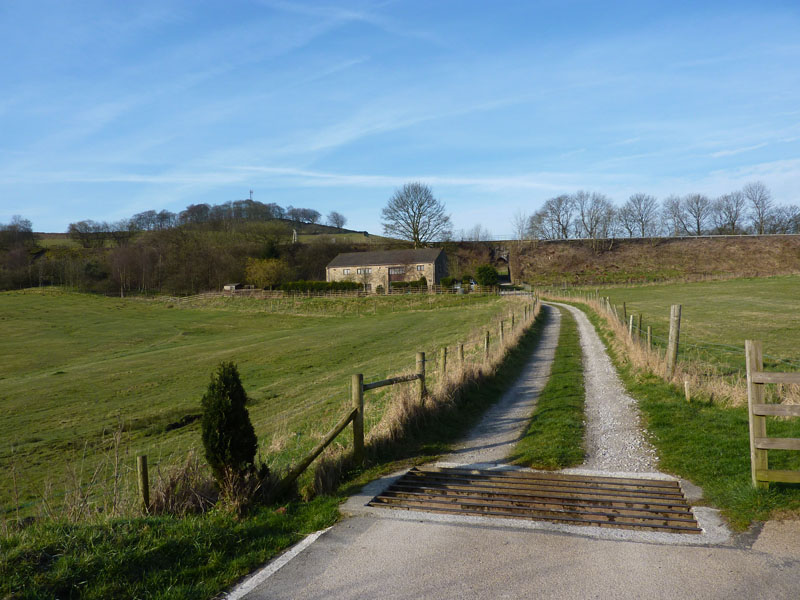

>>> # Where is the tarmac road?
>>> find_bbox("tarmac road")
[241,515,800,600]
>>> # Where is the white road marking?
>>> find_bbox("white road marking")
[225,526,332,599]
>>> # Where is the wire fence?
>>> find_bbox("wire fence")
[2,294,536,522]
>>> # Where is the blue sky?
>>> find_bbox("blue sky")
[2,0,799,235]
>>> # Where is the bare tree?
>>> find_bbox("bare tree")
[661,195,687,236]
[67,220,109,248]
[381,182,452,247]
[286,206,320,223]
[156,210,177,229]
[711,191,747,234]
[462,224,492,242]
[326,211,347,229]
[573,191,615,239]
[768,204,800,234]
[683,194,712,236]
[131,210,158,231]
[620,193,660,237]
[511,209,528,243]
[179,203,211,225]
[0,215,35,250]
[532,194,574,239]
[743,181,772,235]
[525,211,546,240]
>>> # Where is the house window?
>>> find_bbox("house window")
[388,267,404,275]
[357,268,372,274]
[416,265,424,271]
[343,268,350,274]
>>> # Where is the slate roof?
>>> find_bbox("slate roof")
[326,248,443,268]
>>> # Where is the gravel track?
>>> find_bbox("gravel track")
[551,302,659,473]
[436,304,562,467]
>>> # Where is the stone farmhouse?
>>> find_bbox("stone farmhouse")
[326,248,448,292]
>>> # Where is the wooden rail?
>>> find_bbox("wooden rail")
[272,352,429,497]
[745,340,800,488]
[363,373,421,391]
[169,285,507,302]
[268,294,539,498]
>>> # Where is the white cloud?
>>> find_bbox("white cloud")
[710,143,769,158]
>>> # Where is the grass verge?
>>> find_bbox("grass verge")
[1,497,339,600]
[573,301,800,531]
[507,306,585,469]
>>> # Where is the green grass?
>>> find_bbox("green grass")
[296,231,395,244]
[1,496,339,600]
[579,302,800,530]
[0,288,514,513]
[596,275,800,376]
[0,301,549,600]
[508,307,585,469]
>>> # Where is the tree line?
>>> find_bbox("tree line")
[513,181,799,241]
[0,199,355,293]
[66,200,348,249]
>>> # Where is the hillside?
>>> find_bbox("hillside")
[34,220,395,248]
[444,235,800,285]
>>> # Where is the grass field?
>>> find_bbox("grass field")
[1,299,546,600]
[0,288,519,514]
[595,275,800,376]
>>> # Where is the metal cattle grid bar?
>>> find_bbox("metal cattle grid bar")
[368,466,701,534]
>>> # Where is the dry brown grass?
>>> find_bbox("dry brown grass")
[513,235,800,285]
[149,451,217,516]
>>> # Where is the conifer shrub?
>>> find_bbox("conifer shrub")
[201,362,268,512]
[475,264,499,286]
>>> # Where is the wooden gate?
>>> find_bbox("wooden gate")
[745,340,800,488]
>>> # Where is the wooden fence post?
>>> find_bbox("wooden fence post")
[628,314,635,338]
[623,302,627,323]
[137,455,150,514]
[484,331,490,359]
[499,320,505,344]
[352,374,364,464]
[458,343,465,363]
[745,340,769,488]
[647,326,652,351]
[439,347,447,378]
[511,313,515,329]
[416,352,426,404]
[666,304,682,378]
[684,380,691,403]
